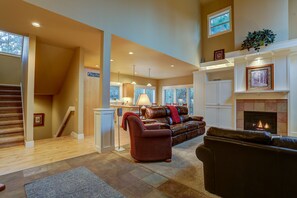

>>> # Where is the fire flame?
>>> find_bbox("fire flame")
[257,120,270,129]
[257,120,263,128]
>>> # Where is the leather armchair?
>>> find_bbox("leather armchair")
[126,115,172,162]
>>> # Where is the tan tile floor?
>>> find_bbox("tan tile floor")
[0,152,209,198]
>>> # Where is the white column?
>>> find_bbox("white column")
[193,71,206,116]
[99,31,111,108]
[21,35,36,148]
[94,31,115,152]
[94,108,115,153]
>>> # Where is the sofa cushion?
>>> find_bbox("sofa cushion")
[184,121,198,130]
[176,106,188,115]
[145,107,167,119]
[272,136,297,150]
[180,115,190,122]
[170,123,188,136]
[207,127,272,144]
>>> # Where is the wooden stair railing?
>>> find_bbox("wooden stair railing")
[55,106,75,137]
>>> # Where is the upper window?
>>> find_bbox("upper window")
[208,6,232,38]
[0,30,23,56]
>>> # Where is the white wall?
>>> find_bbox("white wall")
[25,0,201,66]
[234,0,289,49]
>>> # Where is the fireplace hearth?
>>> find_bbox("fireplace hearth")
[244,111,277,134]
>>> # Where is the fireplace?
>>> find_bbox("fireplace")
[244,111,277,134]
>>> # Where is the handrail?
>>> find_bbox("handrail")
[55,106,75,137]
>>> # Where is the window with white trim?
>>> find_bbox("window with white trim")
[110,82,122,101]
[208,6,232,37]
[134,85,156,104]
[0,30,23,56]
[162,85,194,115]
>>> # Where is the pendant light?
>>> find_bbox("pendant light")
[147,68,152,87]
[117,71,121,85]
[131,65,136,85]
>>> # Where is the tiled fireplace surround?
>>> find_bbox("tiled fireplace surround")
[236,99,288,136]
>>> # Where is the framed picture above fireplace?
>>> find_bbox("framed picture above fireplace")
[246,64,274,91]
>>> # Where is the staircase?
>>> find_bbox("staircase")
[0,85,24,148]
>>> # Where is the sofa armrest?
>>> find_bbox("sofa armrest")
[196,144,215,193]
[159,123,171,129]
[145,123,161,130]
[142,129,172,138]
[190,116,204,121]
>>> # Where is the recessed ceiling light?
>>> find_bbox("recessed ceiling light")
[95,65,99,67]
[32,22,41,27]
[110,59,114,62]
[129,52,134,55]
[171,65,174,67]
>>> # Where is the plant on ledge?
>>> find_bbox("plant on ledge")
[241,29,276,52]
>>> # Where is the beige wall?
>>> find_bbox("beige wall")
[35,42,74,95]
[289,0,297,39]
[234,0,289,49]
[25,0,201,66]
[34,95,53,140]
[52,48,83,136]
[201,0,234,62]
[0,54,21,85]
[157,75,193,104]
[207,69,234,81]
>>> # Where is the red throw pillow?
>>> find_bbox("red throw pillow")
[167,105,181,124]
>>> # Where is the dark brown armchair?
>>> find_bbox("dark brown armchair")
[126,115,172,162]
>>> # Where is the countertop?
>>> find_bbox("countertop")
[110,104,139,108]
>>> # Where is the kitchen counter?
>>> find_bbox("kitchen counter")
[110,105,139,108]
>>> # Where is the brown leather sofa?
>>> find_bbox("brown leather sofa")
[145,106,206,145]
[196,127,297,198]
[126,115,172,162]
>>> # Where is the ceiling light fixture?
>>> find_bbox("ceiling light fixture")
[95,64,99,68]
[129,51,134,55]
[131,65,136,85]
[147,68,152,87]
[110,59,114,62]
[171,65,174,68]
[32,22,41,27]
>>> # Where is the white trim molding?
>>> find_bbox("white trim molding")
[71,131,85,140]
[25,140,34,148]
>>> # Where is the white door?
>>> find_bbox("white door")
[205,82,218,106]
[205,106,219,127]
[218,106,233,129]
[219,80,233,105]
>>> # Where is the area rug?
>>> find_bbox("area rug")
[24,167,124,198]
[115,135,217,198]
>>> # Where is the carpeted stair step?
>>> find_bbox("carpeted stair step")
[0,120,23,126]
[0,107,22,114]
[0,85,20,90]
[0,113,23,121]
[0,135,24,148]
[0,127,23,136]
[0,101,22,107]
[0,90,21,95]
[0,95,21,101]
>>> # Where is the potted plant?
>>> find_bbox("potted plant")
[241,29,276,52]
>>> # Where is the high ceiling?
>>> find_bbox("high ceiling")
[0,0,197,80]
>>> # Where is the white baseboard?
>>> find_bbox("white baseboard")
[95,145,115,153]
[71,131,84,140]
[25,140,34,148]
